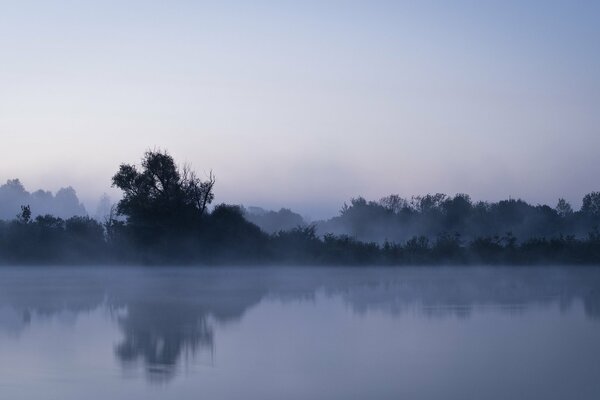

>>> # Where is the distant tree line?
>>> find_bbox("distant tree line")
[315,192,600,244]
[243,206,306,234]
[0,179,86,220]
[1,150,600,266]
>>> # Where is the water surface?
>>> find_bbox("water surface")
[1,266,599,400]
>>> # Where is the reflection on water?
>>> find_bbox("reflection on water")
[0,266,599,399]
[111,272,267,382]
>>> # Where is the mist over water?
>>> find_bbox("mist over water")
[1,266,599,400]
[2,1,599,398]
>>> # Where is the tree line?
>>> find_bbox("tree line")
[0,179,86,220]
[315,192,600,243]
[1,150,599,265]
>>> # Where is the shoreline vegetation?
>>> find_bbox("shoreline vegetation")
[1,150,600,266]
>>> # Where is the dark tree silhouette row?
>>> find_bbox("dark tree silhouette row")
[1,150,600,265]
[311,192,600,244]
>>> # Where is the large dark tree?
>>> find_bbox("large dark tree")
[111,150,215,236]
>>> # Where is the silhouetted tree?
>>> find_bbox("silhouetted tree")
[582,192,600,217]
[202,204,269,262]
[441,194,472,231]
[111,150,215,240]
[556,198,573,217]
[379,194,409,213]
[17,205,31,224]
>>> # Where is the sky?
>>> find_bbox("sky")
[1,0,599,219]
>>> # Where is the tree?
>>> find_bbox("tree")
[442,194,473,229]
[411,193,447,213]
[555,198,573,218]
[581,192,600,217]
[379,194,409,213]
[111,150,215,232]
[0,179,28,220]
[17,205,31,223]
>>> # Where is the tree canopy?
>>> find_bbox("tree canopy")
[112,150,215,234]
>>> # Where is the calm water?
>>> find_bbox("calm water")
[1,266,599,400]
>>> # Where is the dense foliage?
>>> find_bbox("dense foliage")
[1,150,600,266]
[316,193,600,243]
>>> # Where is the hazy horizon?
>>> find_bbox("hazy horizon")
[1,1,599,219]
[0,175,597,223]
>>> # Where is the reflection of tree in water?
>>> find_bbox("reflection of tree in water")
[115,302,214,382]
[1,267,600,382]
[332,268,600,320]
[583,287,600,319]
[0,268,270,382]
[110,274,268,382]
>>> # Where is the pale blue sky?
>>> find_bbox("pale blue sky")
[1,1,599,218]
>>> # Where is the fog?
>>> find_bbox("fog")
[0,179,87,220]
[2,1,599,398]
[1,266,599,399]
[242,206,307,234]
[2,2,600,219]
[242,192,600,245]
[1,152,599,266]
